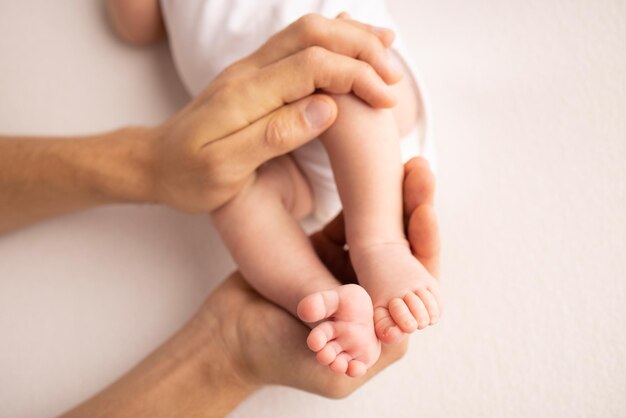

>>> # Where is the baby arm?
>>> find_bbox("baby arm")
[106,0,165,46]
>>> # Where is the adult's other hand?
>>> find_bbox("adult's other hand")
[61,157,439,417]
[151,14,402,212]
[200,157,440,397]
[0,14,400,233]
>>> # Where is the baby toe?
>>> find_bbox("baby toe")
[316,341,342,366]
[389,297,418,333]
[416,288,440,325]
[404,292,430,329]
[374,306,404,344]
[329,353,351,374]
[427,283,444,318]
[347,360,367,378]
[307,322,336,352]
[297,290,339,323]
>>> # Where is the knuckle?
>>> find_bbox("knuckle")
[264,114,292,151]
[362,31,382,55]
[219,62,241,80]
[366,30,381,46]
[296,13,324,41]
[417,162,437,189]
[213,75,250,101]
[359,60,375,77]
[414,173,436,202]
[211,81,237,106]
[409,157,435,182]
[301,45,326,66]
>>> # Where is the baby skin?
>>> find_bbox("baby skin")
[212,61,442,378]
[105,0,440,377]
[322,88,443,346]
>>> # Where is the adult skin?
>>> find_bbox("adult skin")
[0,14,441,417]
[0,14,400,233]
[59,157,440,418]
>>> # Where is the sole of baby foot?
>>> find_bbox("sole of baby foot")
[297,284,380,378]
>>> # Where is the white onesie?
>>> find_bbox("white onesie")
[160,0,434,222]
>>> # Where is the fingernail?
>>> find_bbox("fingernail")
[372,26,389,33]
[305,100,332,128]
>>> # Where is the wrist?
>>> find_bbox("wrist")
[184,298,259,414]
[84,126,159,205]
[62,288,257,418]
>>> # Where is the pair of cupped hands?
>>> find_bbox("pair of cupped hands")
[142,13,440,399]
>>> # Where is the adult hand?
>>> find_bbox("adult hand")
[203,157,439,397]
[60,157,439,417]
[0,14,400,234]
[150,14,402,212]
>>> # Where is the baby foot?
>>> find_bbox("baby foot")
[352,242,442,345]
[297,284,381,377]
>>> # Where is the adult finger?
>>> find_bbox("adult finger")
[335,12,396,49]
[403,157,436,213]
[407,205,440,278]
[265,46,396,107]
[204,46,397,144]
[403,157,440,277]
[206,94,337,175]
[247,14,401,84]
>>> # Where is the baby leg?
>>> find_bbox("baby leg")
[211,156,380,376]
[319,88,441,345]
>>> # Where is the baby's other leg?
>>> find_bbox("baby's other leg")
[212,156,326,312]
[211,156,380,376]
[319,89,441,344]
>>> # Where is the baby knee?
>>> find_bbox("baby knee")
[257,156,313,219]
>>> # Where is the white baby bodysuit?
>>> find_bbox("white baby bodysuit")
[160,0,434,222]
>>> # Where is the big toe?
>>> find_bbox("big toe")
[298,284,373,323]
[297,289,340,323]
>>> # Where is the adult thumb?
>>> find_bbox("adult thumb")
[222,94,337,171]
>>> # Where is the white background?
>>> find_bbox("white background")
[1,0,625,417]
